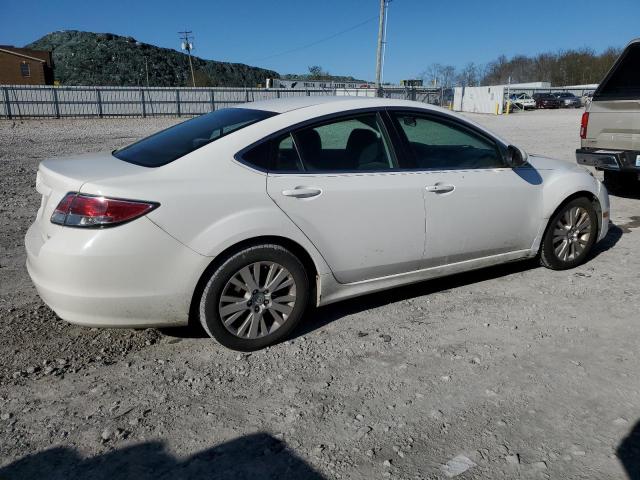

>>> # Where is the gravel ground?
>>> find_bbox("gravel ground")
[1,109,640,479]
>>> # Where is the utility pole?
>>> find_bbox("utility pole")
[179,30,196,87]
[144,56,150,87]
[374,0,388,97]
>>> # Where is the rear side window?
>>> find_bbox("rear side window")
[595,43,640,100]
[114,108,277,167]
[392,113,504,170]
[241,133,302,172]
[292,114,395,172]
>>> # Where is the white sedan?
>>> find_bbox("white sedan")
[26,97,610,350]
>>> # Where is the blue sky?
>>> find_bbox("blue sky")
[2,0,638,83]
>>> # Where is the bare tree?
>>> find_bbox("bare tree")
[457,62,479,87]
[480,47,622,86]
[307,65,331,81]
[420,63,457,88]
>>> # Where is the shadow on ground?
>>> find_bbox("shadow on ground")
[0,433,325,480]
[618,420,640,480]
[296,222,624,338]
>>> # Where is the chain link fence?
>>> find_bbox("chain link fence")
[0,85,444,119]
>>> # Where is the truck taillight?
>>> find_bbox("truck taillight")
[51,193,159,228]
[580,112,589,139]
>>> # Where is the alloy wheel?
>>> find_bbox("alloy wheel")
[552,206,592,262]
[218,262,297,339]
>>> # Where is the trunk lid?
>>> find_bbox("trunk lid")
[34,151,149,238]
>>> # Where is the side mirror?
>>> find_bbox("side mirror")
[506,145,528,167]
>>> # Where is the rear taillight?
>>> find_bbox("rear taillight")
[51,193,158,228]
[580,112,589,139]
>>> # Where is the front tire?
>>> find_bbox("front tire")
[199,244,310,351]
[539,197,598,270]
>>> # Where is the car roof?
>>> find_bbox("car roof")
[232,95,512,150]
[235,95,441,114]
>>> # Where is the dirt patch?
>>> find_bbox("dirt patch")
[1,111,640,479]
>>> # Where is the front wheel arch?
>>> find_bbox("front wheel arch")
[541,191,601,254]
[538,193,600,268]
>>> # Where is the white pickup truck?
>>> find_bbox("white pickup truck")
[576,38,640,192]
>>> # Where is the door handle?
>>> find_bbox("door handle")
[282,187,322,198]
[426,184,455,193]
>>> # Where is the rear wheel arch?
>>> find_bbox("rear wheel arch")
[188,236,319,328]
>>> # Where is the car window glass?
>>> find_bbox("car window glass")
[114,108,277,167]
[273,134,304,172]
[393,114,504,170]
[241,140,271,170]
[597,44,640,100]
[292,114,395,172]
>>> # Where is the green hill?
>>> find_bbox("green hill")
[26,30,279,87]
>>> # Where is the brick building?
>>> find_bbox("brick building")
[0,46,54,85]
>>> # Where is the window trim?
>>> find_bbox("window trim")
[385,108,509,171]
[235,107,402,175]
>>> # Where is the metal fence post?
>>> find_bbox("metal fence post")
[2,87,11,119]
[52,87,60,118]
[245,89,250,103]
[210,90,215,111]
[176,89,181,117]
[306,89,310,96]
[96,89,103,118]
[140,89,146,118]
[276,90,280,99]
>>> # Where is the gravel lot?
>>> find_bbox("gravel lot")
[1,108,639,479]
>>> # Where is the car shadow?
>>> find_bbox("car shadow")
[292,223,624,340]
[589,222,623,259]
[618,420,640,480]
[0,433,326,480]
[292,258,538,339]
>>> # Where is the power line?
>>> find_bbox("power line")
[251,16,378,62]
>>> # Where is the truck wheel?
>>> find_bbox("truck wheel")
[539,197,597,270]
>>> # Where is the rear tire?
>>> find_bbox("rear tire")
[539,197,598,270]
[199,244,310,351]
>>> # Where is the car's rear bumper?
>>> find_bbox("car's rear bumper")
[25,217,208,328]
[576,148,640,172]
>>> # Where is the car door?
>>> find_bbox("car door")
[389,111,542,268]
[264,112,427,284]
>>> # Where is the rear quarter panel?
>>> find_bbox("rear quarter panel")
[79,133,333,277]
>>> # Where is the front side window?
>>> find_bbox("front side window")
[20,62,30,77]
[114,108,277,167]
[392,113,504,170]
[292,114,395,172]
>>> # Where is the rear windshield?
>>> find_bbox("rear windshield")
[114,108,277,167]
[595,43,640,100]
